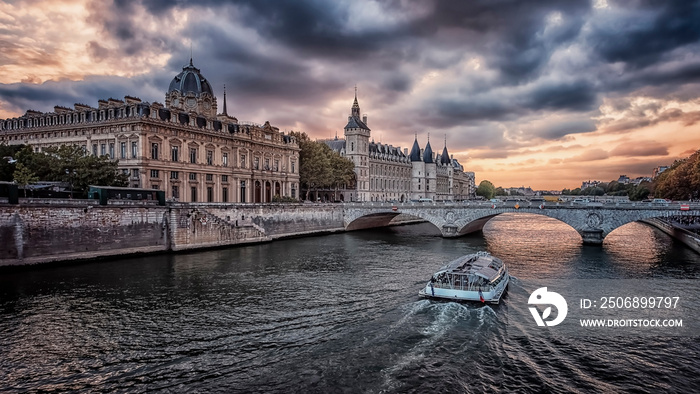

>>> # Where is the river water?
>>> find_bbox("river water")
[1,214,699,393]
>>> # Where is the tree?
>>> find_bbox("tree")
[0,144,23,182]
[13,163,39,197]
[654,150,700,200]
[476,180,495,199]
[290,131,354,201]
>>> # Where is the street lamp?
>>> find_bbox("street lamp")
[65,169,76,198]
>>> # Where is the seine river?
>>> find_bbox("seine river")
[1,214,699,393]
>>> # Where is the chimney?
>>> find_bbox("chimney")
[404,148,408,155]
[363,114,368,125]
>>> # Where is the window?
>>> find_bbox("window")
[264,158,270,170]
[207,187,213,202]
[254,157,259,170]
[240,181,246,203]
[222,175,228,182]
[132,169,139,179]
[222,187,228,203]
[222,152,228,167]
[206,150,213,165]
[109,143,114,158]
[191,186,197,202]
[101,144,106,156]
[120,142,126,159]
[92,144,98,156]
[206,174,213,182]
[151,184,159,190]
[150,169,159,178]
[151,143,159,160]
[190,148,197,163]
[170,171,179,180]
[131,142,138,158]
[351,142,354,151]
[240,154,246,168]
[189,172,197,181]
[171,146,179,162]
[291,161,295,173]
[172,186,179,199]
[274,159,279,171]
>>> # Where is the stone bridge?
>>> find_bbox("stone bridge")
[343,201,700,245]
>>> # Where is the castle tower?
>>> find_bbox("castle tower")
[344,87,370,201]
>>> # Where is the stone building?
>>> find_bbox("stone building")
[0,58,300,203]
[323,92,475,202]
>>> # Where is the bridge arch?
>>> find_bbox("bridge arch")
[343,203,700,245]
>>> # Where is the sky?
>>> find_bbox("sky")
[1,0,699,190]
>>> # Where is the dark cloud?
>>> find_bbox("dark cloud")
[1,0,699,171]
[587,0,700,69]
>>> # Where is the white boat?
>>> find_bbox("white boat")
[418,251,509,304]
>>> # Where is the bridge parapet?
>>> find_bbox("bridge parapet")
[342,201,700,245]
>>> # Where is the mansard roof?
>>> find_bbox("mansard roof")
[369,142,406,158]
[325,138,346,152]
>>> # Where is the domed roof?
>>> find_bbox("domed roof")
[168,58,213,97]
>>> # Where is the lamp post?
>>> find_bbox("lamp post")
[65,169,75,198]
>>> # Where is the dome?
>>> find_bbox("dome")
[168,58,213,97]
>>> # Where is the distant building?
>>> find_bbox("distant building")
[503,186,535,196]
[617,175,630,184]
[581,180,602,190]
[322,91,475,202]
[652,166,669,178]
[0,58,300,203]
[630,176,652,185]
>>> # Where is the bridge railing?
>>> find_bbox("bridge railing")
[342,200,700,210]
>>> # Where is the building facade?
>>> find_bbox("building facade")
[0,59,300,203]
[323,92,475,202]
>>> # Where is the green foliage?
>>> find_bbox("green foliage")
[290,131,355,199]
[654,150,700,200]
[0,144,24,182]
[476,180,495,199]
[494,187,507,196]
[12,163,39,197]
[5,144,128,197]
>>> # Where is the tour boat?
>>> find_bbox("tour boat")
[419,251,509,304]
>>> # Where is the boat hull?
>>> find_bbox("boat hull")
[418,274,509,304]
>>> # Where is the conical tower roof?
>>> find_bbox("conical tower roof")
[409,136,422,161]
[423,141,434,163]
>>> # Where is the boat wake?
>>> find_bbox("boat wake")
[379,301,497,392]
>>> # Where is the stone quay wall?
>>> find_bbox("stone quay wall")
[0,202,346,267]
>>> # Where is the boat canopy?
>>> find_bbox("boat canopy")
[438,252,504,282]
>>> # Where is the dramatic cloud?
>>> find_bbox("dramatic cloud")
[0,0,699,189]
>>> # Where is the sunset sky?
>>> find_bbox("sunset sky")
[1,0,699,190]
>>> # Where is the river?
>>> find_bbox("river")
[1,213,698,393]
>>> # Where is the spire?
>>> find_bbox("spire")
[222,84,228,115]
[351,85,360,117]
[409,134,422,161]
[189,42,193,66]
[441,134,451,165]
